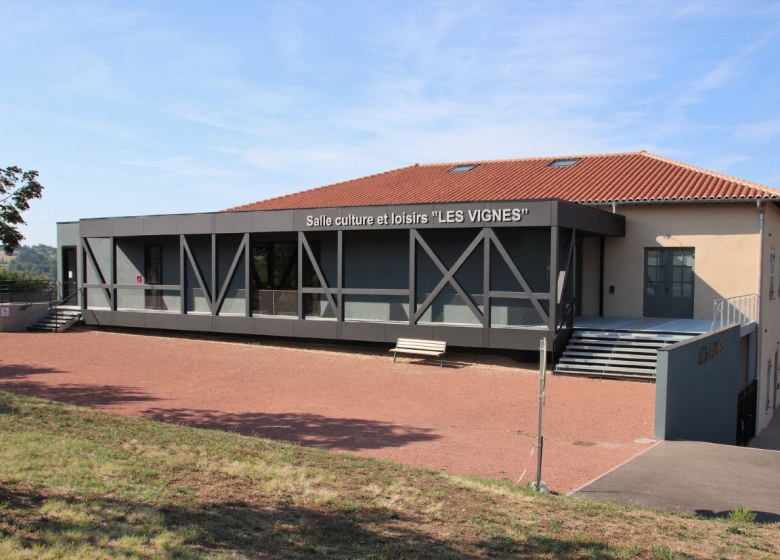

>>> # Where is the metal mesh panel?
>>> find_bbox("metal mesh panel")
[417,293,483,326]
[344,295,409,323]
[145,290,167,311]
[254,290,298,317]
[305,293,336,320]
[490,298,546,329]
[219,289,246,315]
[0,280,56,303]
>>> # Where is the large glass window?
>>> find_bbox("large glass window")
[252,242,297,289]
[145,245,163,284]
[144,245,164,310]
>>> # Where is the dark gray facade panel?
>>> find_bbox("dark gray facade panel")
[431,325,484,347]
[176,314,213,332]
[344,230,408,289]
[111,312,147,329]
[81,219,111,238]
[144,216,177,236]
[294,208,339,231]
[214,316,254,335]
[342,321,386,342]
[385,204,434,230]
[338,206,388,231]
[254,317,295,337]
[177,214,214,235]
[146,313,180,331]
[385,323,433,342]
[215,211,253,234]
[294,319,339,339]
[655,325,741,445]
[111,217,145,237]
[556,201,625,237]
[83,309,112,326]
[487,200,552,228]
[253,210,294,232]
[432,203,486,229]
[488,327,545,349]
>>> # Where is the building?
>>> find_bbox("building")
[56,151,780,438]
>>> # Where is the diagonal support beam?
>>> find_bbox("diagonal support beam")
[214,234,249,315]
[82,238,113,307]
[488,229,550,324]
[182,235,215,314]
[300,232,339,318]
[411,229,485,325]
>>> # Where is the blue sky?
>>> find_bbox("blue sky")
[2,0,780,246]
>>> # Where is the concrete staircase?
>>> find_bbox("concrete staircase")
[27,306,81,333]
[554,329,695,381]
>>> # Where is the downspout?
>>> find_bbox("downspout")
[757,201,765,419]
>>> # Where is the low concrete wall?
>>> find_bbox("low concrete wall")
[655,324,741,445]
[0,303,51,332]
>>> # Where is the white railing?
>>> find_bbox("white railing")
[711,294,759,330]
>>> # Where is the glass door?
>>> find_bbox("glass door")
[643,248,694,318]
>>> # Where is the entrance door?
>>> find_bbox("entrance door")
[62,247,78,301]
[643,248,694,318]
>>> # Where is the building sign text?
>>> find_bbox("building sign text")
[306,207,530,228]
[698,338,725,366]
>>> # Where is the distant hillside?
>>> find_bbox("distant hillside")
[1,244,56,280]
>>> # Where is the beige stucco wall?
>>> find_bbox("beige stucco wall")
[757,202,780,430]
[595,203,760,321]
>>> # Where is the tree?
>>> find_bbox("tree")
[0,166,44,255]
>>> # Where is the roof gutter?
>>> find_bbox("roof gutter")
[582,198,780,207]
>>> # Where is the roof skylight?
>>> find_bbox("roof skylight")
[449,164,479,173]
[548,159,580,168]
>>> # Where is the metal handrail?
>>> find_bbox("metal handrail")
[1,279,58,306]
[19,280,62,311]
[51,287,82,309]
[711,293,759,330]
[49,288,83,333]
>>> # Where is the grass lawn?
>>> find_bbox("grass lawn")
[0,389,778,559]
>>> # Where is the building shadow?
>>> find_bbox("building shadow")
[141,407,440,452]
[0,363,64,379]
[0,362,160,408]
[0,483,628,559]
[695,509,780,524]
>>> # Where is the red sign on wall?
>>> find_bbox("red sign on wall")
[136,275,142,284]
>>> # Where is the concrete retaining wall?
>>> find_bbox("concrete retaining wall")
[655,324,741,445]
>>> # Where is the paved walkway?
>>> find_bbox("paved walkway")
[751,408,780,451]
[572,439,780,522]
[0,328,657,494]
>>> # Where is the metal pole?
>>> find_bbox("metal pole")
[536,337,547,491]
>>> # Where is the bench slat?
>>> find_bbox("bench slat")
[390,348,444,357]
[391,338,447,367]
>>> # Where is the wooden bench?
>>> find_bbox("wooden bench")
[390,338,447,367]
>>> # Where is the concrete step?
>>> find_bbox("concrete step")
[559,356,656,367]
[27,308,82,333]
[556,363,657,375]
[554,327,696,381]
[563,350,657,360]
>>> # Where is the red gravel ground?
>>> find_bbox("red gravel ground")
[0,328,656,493]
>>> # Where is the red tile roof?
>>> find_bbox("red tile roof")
[225,151,780,212]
